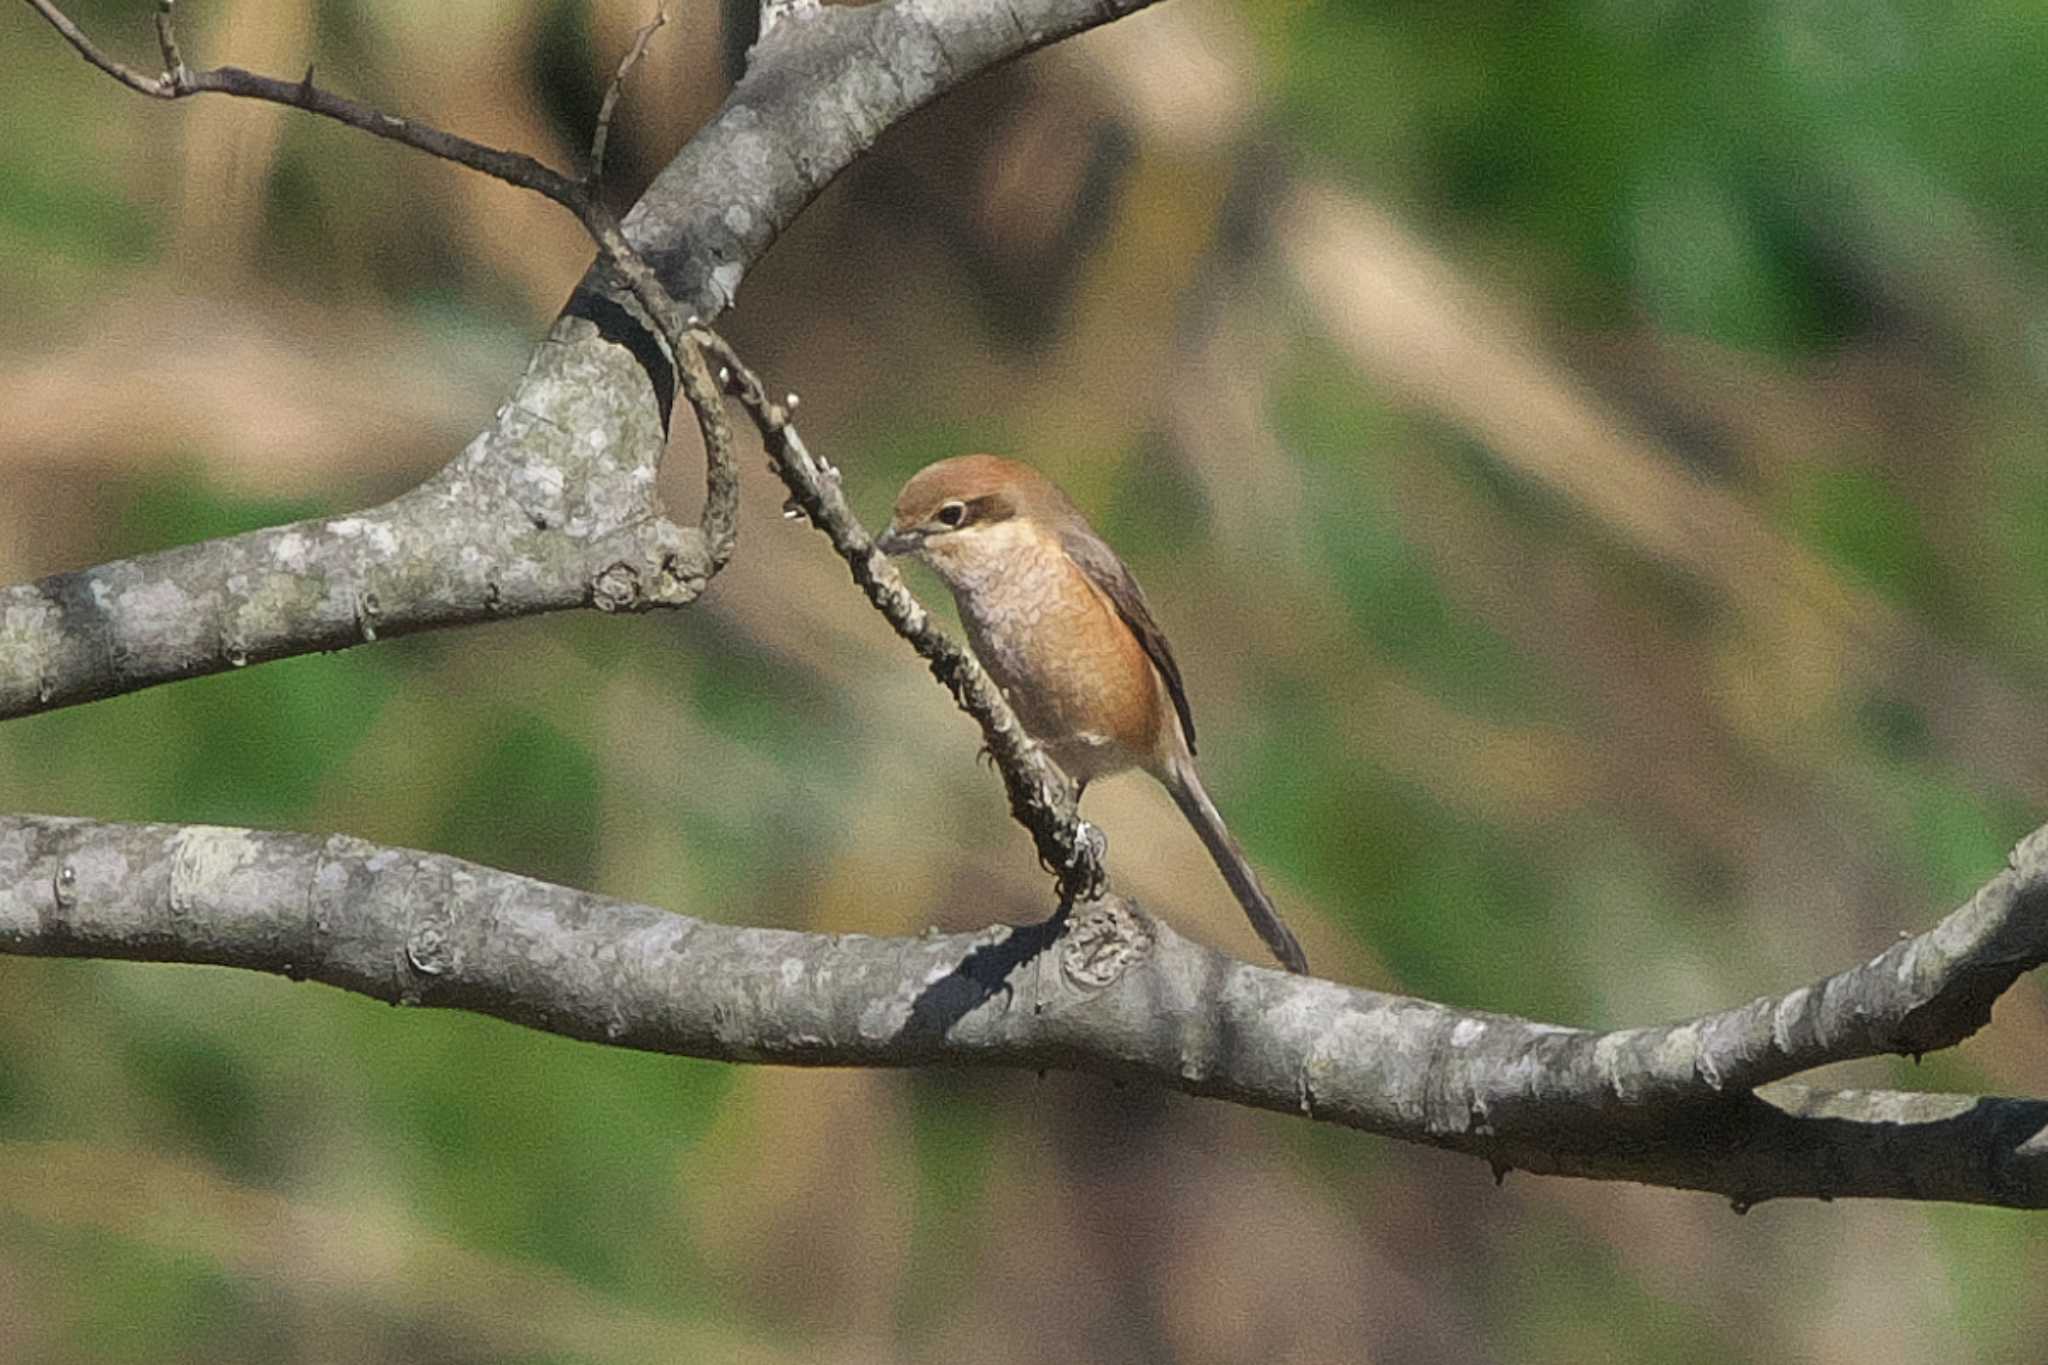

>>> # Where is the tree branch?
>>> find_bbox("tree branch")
[589,5,669,187]
[5,0,1165,719]
[5,813,2046,1208]
[25,0,587,208]
[1,336,701,710]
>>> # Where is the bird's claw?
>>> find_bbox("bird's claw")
[1059,819,1108,898]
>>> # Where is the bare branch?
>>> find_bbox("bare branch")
[154,0,185,85]
[676,330,741,572]
[26,0,587,210]
[5,812,2044,1208]
[560,10,739,582]
[600,0,1169,319]
[591,4,668,187]
[573,206,740,578]
[1,335,703,711]
[23,0,167,95]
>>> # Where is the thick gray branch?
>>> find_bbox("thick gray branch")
[6,814,2045,1208]
[612,0,1162,317]
[4,0,1163,718]
[3,334,696,710]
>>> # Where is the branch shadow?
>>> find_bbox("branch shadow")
[900,904,1070,1045]
[563,288,676,431]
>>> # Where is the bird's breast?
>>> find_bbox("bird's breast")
[935,525,1163,782]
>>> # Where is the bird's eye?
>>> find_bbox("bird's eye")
[935,501,968,528]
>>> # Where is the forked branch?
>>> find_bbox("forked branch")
[22,0,1090,895]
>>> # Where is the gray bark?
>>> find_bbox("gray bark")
[5,814,2045,1209]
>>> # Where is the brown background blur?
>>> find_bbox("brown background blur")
[5,0,2048,1359]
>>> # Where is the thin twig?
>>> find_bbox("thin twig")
[581,209,740,573]
[25,0,586,211]
[154,0,185,83]
[24,0,165,94]
[676,333,741,570]
[591,4,668,186]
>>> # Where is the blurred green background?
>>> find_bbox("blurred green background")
[6,0,2048,1359]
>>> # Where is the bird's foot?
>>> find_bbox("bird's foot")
[1058,819,1108,899]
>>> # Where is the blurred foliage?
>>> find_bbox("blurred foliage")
[6,0,2048,1359]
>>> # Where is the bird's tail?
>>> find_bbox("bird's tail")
[1164,757,1309,974]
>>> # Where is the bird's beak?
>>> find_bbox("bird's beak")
[875,525,921,557]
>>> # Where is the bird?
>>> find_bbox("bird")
[875,454,1309,974]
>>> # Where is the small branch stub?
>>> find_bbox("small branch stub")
[591,562,643,612]
[1061,898,1150,988]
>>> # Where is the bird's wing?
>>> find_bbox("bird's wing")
[1059,524,1198,755]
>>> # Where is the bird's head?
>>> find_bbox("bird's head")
[876,455,1075,583]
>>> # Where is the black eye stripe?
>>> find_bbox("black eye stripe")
[931,494,1014,530]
